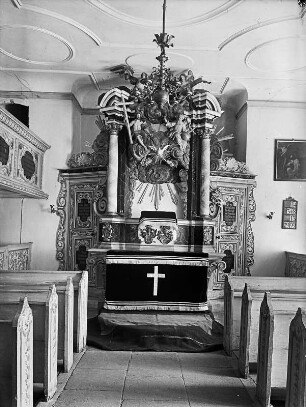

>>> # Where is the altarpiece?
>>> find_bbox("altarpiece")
[55,14,256,311]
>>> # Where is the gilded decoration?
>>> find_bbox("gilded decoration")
[67,117,109,168]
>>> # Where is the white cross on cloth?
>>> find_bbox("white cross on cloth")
[147,265,165,296]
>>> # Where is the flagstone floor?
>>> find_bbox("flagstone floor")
[37,347,259,407]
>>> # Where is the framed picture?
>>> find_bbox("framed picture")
[275,139,306,181]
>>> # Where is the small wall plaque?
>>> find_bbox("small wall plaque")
[282,197,298,229]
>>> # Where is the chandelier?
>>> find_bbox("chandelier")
[98,0,222,216]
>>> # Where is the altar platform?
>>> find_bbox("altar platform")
[87,309,223,352]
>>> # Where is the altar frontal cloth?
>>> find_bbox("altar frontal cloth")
[104,251,209,312]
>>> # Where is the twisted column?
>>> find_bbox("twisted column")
[106,123,121,215]
[199,128,211,218]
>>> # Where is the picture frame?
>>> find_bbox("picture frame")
[274,139,306,181]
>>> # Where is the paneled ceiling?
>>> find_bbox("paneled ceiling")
[0,0,305,108]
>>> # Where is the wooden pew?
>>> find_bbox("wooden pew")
[0,277,74,373]
[0,286,58,401]
[0,270,88,353]
[238,283,306,378]
[285,307,306,407]
[0,297,33,407]
[255,292,301,407]
[223,275,306,355]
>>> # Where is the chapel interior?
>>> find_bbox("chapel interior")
[0,0,305,406]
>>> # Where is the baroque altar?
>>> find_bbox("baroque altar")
[55,3,256,309]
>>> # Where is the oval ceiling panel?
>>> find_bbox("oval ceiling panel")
[0,25,74,65]
[87,0,243,27]
[245,37,306,72]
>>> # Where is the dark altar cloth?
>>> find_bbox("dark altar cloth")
[87,311,223,352]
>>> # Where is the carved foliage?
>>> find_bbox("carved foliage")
[285,308,306,407]
[238,284,252,378]
[246,184,256,274]
[56,175,67,271]
[8,248,30,270]
[256,292,274,407]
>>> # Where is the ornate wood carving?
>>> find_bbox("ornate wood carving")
[55,170,107,286]
[0,106,50,199]
[56,174,67,271]
[0,242,32,270]
[285,307,306,407]
[285,251,306,277]
[256,292,274,407]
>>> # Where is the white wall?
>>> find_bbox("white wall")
[0,98,77,270]
[247,101,306,277]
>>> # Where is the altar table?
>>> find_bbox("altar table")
[104,251,212,311]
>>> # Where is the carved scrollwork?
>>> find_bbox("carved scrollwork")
[56,175,67,271]
[246,184,256,275]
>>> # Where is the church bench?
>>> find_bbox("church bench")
[0,285,58,401]
[255,292,302,407]
[223,275,306,355]
[0,297,33,407]
[0,270,88,352]
[0,277,74,373]
[238,283,306,378]
[285,307,306,407]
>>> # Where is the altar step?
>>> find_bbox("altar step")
[87,309,224,352]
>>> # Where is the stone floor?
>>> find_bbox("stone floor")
[37,347,259,407]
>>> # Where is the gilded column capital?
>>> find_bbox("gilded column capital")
[106,122,123,134]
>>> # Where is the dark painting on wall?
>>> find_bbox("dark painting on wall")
[275,139,306,181]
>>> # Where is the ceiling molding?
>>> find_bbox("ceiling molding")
[0,67,90,75]
[0,90,73,100]
[244,36,306,73]
[0,25,74,65]
[247,99,306,109]
[85,0,244,28]
[218,14,301,51]
[11,0,103,46]
[89,73,102,90]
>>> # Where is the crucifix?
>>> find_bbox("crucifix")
[147,266,165,296]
